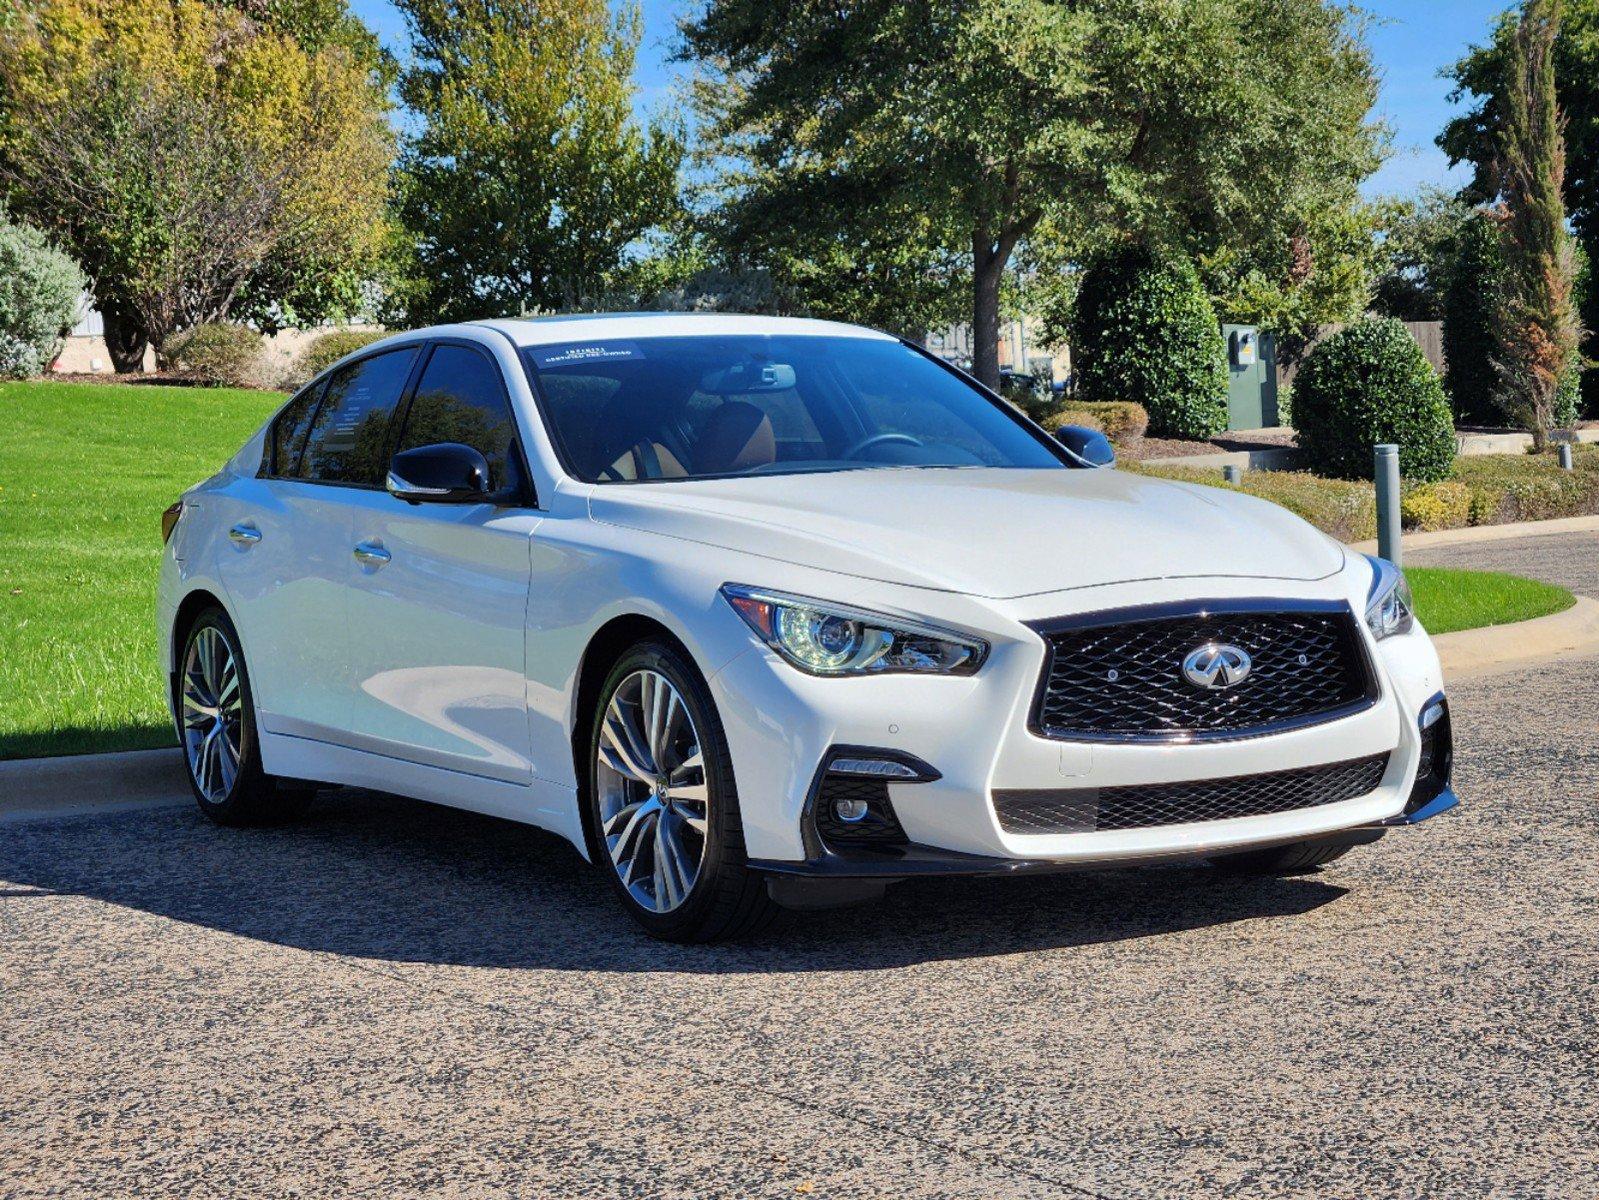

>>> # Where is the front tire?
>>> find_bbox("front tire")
[586,640,777,942]
[176,607,313,826]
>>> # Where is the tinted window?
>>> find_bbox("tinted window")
[522,336,1062,482]
[269,380,325,476]
[395,345,520,491]
[296,347,419,485]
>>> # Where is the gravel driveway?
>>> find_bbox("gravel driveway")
[3,644,1596,1199]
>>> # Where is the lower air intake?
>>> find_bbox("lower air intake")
[992,753,1390,835]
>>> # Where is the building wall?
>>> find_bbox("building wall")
[51,322,383,386]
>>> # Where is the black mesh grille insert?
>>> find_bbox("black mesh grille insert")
[1034,606,1373,741]
[993,753,1390,834]
[813,774,908,848]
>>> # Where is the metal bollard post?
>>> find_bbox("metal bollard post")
[1223,464,1242,485]
[1375,443,1402,567]
[1559,443,1574,470]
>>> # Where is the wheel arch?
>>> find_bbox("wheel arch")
[169,587,234,692]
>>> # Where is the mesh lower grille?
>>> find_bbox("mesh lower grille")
[992,753,1390,835]
[1034,606,1374,741]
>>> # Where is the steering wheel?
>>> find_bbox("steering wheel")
[842,432,924,460]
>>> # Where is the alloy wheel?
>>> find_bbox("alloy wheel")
[595,668,710,913]
[181,625,244,803]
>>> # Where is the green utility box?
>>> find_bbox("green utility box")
[1223,324,1278,430]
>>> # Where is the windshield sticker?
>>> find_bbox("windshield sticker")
[531,341,643,368]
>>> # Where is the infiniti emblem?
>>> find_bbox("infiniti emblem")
[1181,642,1252,690]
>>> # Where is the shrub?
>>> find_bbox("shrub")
[1127,463,1377,543]
[1294,317,1457,483]
[286,328,387,388]
[163,323,263,387]
[1052,400,1149,443]
[1072,244,1228,440]
[0,212,86,379]
[1441,211,1506,426]
[1401,480,1471,531]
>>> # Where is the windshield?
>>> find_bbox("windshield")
[521,334,1065,483]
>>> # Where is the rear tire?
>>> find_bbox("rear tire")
[176,606,314,827]
[586,639,778,942]
[1209,840,1354,876]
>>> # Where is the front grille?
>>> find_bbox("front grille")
[1032,603,1374,741]
[993,753,1390,834]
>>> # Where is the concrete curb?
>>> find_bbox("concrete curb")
[1432,594,1599,680]
[0,747,188,824]
[1349,513,1599,555]
[1138,446,1301,472]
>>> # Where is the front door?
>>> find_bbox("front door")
[343,341,537,784]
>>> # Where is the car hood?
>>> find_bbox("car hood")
[587,467,1345,599]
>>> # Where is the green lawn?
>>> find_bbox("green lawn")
[0,379,282,759]
[1406,566,1576,636]
[0,379,1582,759]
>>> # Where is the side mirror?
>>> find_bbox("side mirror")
[387,442,493,503]
[1054,424,1115,469]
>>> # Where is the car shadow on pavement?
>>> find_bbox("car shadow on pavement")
[0,787,1349,973]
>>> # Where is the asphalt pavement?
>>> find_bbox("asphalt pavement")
[3,525,1596,1199]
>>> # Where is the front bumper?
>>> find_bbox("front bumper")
[709,572,1453,876]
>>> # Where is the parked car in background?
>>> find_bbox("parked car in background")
[158,314,1457,941]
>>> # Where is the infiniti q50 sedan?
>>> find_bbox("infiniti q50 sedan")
[157,313,1458,941]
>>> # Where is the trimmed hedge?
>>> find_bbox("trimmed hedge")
[163,323,263,388]
[1072,245,1228,440]
[1018,397,1150,444]
[286,328,387,388]
[1294,317,1457,483]
[0,212,85,379]
[1132,444,1599,540]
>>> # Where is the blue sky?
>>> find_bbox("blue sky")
[351,0,1510,199]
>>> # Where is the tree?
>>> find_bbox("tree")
[1441,208,1509,425]
[0,0,394,365]
[1369,187,1476,321]
[683,0,1384,388]
[393,0,682,323]
[1490,0,1582,447]
[1442,0,1597,417]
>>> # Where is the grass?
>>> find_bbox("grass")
[0,380,1581,759]
[1405,566,1576,636]
[0,379,283,759]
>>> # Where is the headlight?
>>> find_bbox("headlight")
[1364,555,1414,641]
[721,584,988,676]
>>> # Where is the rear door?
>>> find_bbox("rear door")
[342,340,538,784]
[217,344,421,742]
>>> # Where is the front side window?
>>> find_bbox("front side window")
[268,379,326,476]
[394,345,521,492]
[522,335,1064,483]
[296,347,420,485]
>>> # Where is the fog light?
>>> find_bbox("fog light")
[833,796,871,823]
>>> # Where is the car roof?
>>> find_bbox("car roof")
[468,312,899,348]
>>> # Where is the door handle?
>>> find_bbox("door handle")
[353,541,391,567]
[228,523,261,546]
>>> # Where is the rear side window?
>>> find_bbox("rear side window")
[394,345,521,491]
[268,380,325,476]
[296,347,420,485]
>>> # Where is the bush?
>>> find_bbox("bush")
[1441,211,1505,426]
[1127,463,1376,543]
[1401,480,1471,531]
[1049,400,1150,443]
[163,323,263,387]
[286,328,387,388]
[1294,317,1457,483]
[1072,244,1228,440]
[0,212,86,379]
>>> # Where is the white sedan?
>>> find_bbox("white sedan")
[157,314,1457,941]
